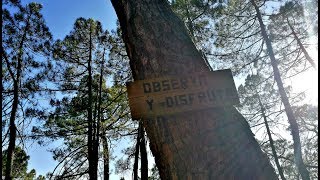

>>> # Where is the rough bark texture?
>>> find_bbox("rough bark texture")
[251,0,310,179]
[111,0,278,179]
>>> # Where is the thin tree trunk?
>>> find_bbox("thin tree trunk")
[258,96,286,180]
[5,70,19,180]
[93,102,98,149]
[102,135,109,180]
[133,125,141,180]
[287,18,317,70]
[0,52,2,180]
[184,5,213,71]
[139,122,148,180]
[95,48,105,180]
[111,0,278,179]
[5,19,29,180]
[87,24,97,180]
[185,4,195,41]
[251,0,310,179]
[0,0,2,171]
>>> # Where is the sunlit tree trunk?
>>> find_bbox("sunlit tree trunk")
[286,18,317,70]
[251,0,311,179]
[111,0,278,179]
[258,96,286,180]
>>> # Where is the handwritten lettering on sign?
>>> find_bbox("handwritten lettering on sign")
[126,69,240,119]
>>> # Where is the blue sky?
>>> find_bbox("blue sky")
[28,0,118,40]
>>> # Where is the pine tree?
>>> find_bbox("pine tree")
[2,146,40,179]
[2,1,52,179]
[250,0,311,178]
[209,0,316,178]
[268,1,318,71]
[238,73,287,180]
[32,22,135,177]
[111,0,278,179]
[51,18,108,179]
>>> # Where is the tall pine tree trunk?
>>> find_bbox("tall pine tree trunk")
[87,24,97,180]
[251,0,311,179]
[5,62,19,180]
[258,96,286,180]
[5,20,29,180]
[0,57,2,180]
[286,18,317,70]
[94,48,105,180]
[139,122,148,180]
[133,125,141,180]
[102,135,109,180]
[111,0,278,179]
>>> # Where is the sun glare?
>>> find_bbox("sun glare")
[291,58,318,105]
[296,1,319,106]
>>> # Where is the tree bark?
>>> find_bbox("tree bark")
[94,48,105,180]
[111,0,278,179]
[102,135,109,180]
[251,0,311,179]
[87,24,97,180]
[258,97,286,180]
[139,122,148,180]
[4,63,19,180]
[133,125,141,180]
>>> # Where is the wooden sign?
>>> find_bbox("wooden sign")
[126,69,239,119]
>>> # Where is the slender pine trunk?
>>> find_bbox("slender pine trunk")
[5,19,29,180]
[102,135,109,180]
[287,18,317,70]
[139,122,148,180]
[0,23,3,177]
[184,5,212,71]
[251,1,310,179]
[258,96,286,180]
[87,24,97,180]
[133,125,141,180]
[94,48,105,179]
[5,75,19,180]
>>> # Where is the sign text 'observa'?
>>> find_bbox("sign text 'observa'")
[126,69,239,119]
